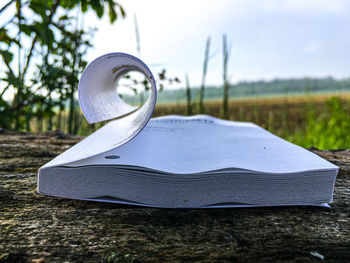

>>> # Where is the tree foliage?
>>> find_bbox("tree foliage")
[0,0,125,131]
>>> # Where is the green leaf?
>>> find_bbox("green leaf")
[20,24,34,36]
[31,21,55,48]
[58,15,69,20]
[80,0,88,12]
[60,0,76,9]
[0,49,14,63]
[28,0,47,18]
[90,0,104,18]
[158,69,166,80]
[119,4,126,17]
[142,79,148,87]
[108,0,117,23]
[0,29,17,45]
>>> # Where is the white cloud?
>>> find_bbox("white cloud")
[258,0,349,14]
[82,0,350,85]
[302,41,322,53]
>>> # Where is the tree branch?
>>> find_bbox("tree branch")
[21,36,36,79]
[47,0,60,22]
[0,16,15,30]
[2,54,15,78]
[21,0,61,80]
[0,0,14,15]
[10,95,44,111]
[0,85,10,97]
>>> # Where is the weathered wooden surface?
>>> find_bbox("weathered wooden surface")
[0,130,349,262]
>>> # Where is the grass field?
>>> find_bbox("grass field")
[32,93,350,150]
[152,93,350,149]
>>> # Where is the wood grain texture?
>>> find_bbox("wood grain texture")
[0,130,349,262]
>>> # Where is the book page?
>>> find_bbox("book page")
[65,115,337,174]
[42,53,157,168]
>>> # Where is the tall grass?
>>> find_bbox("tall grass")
[153,94,350,150]
[287,96,350,149]
[198,36,211,114]
[221,34,231,119]
[27,94,349,149]
[185,74,192,115]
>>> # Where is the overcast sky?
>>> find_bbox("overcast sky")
[83,0,350,87]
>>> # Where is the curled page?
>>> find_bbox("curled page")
[79,52,156,124]
[42,53,157,167]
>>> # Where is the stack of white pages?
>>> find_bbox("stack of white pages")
[38,53,338,208]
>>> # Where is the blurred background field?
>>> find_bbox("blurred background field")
[1,0,350,150]
[29,92,350,150]
[154,94,350,150]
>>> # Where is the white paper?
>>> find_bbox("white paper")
[38,52,339,208]
[46,114,337,175]
[73,52,156,164]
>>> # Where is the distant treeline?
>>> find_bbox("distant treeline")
[123,77,350,104]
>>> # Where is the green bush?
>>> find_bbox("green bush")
[288,96,350,149]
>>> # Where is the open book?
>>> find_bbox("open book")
[38,53,338,208]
